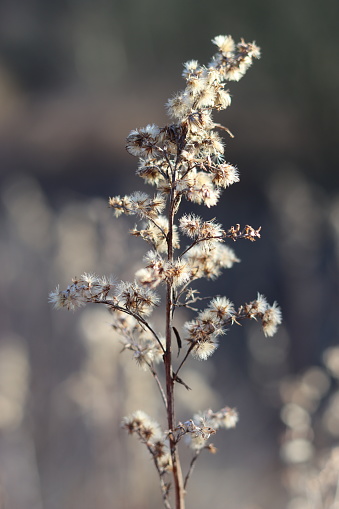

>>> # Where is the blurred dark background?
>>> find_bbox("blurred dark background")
[1,0,339,508]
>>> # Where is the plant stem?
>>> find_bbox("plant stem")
[165,186,185,509]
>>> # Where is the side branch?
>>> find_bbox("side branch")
[145,360,168,408]
[179,224,261,258]
[95,300,165,354]
[184,450,201,490]
[139,432,173,509]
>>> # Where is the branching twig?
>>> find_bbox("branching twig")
[138,431,173,509]
[96,300,165,354]
[145,361,168,408]
[184,450,201,490]
[173,344,195,379]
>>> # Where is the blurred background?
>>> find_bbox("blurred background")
[1,0,339,508]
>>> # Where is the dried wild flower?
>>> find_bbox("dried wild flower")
[50,34,280,509]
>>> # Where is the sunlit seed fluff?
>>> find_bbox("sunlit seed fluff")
[184,320,205,341]
[252,293,268,314]
[187,434,208,451]
[152,216,180,250]
[204,67,223,85]
[110,309,137,332]
[262,302,282,337]
[135,216,179,253]
[197,310,225,337]
[79,272,99,285]
[196,170,219,189]
[48,287,66,309]
[126,124,161,157]
[208,296,235,321]
[179,149,195,162]
[193,410,213,427]
[129,191,149,204]
[215,244,240,268]
[125,142,145,157]
[164,260,191,288]
[192,339,219,360]
[136,158,163,185]
[135,267,163,288]
[129,192,166,219]
[211,163,239,188]
[182,60,200,78]
[166,92,192,119]
[116,281,159,316]
[128,124,160,141]
[143,124,161,137]
[140,423,160,442]
[143,249,163,265]
[194,412,221,435]
[132,344,151,370]
[179,214,203,238]
[225,52,257,81]
[199,220,224,240]
[186,110,214,133]
[204,131,225,155]
[176,171,196,193]
[156,179,172,196]
[249,42,261,59]
[225,65,245,82]
[122,411,161,440]
[136,251,167,287]
[75,273,115,300]
[109,195,133,217]
[195,88,217,109]
[157,452,172,471]
[214,89,232,109]
[209,53,223,71]
[122,410,152,432]
[184,172,221,208]
[239,59,253,75]
[216,407,239,429]
[48,286,87,311]
[186,76,208,96]
[130,336,163,370]
[184,244,239,281]
[211,35,235,54]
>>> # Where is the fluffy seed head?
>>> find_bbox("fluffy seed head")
[262,302,282,337]
[191,339,219,360]
[212,35,235,54]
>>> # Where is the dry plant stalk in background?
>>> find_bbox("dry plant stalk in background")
[50,35,282,509]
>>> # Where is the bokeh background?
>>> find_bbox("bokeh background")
[1,1,339,508]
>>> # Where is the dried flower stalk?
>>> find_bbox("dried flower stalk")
[50,34,281,509]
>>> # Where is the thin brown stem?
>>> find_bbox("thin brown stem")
[138,432,172,509]
[145,361,167,408]
[159,147,174,175]
[173,344,194,379]
[184,450,201,490]
[145,215,168,239]
[164,187,185,509]
[95,300,165,354]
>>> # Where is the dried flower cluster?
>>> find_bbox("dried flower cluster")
[173,406,238,446]
[50,34,281,509]
[122,411,172,471]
